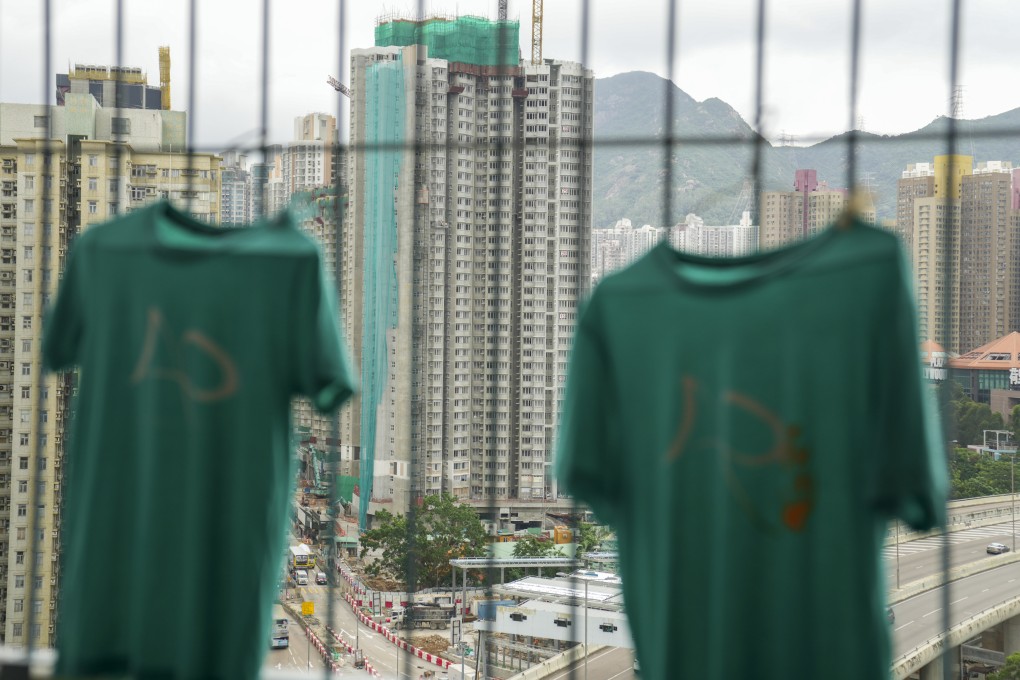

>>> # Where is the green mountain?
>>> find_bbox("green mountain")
[593,71,1020,227]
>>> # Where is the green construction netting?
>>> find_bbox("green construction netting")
[375,16,519,67]
[358,55,406,529]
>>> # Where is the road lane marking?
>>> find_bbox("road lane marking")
[1011,579,1017,583]
[923,609,942,617]
[951,597,968,605]
[895,621,914,631]
[983,589,991,593]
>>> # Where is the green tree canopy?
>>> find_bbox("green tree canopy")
[989,652,1020,680]
[358,493,488,589]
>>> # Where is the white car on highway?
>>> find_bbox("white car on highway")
[987,542,1010,555]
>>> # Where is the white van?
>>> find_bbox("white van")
[295,569,309,586]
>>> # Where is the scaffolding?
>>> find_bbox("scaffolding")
[375,16,520,67]
[358,55,407,528]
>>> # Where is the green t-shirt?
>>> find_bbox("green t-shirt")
[556,222,948,680]
[43,201,356,679]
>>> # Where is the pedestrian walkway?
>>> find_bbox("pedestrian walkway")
[882,522,1017,559]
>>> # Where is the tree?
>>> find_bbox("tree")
[358,493,488,589]
[503,534,565,581]
[577,522,609,555]
[989,652,1020,680]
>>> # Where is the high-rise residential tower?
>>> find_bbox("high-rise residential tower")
[345,16,593,524]
[0,92,219,646]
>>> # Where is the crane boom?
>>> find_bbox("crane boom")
[498,0,508,20]
[531,0,543,65]
[327,75,351,98]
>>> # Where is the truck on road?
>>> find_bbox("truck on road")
[395,603,455,630]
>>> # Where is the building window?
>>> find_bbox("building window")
[15,551,23,564]
[22,246,32,263]
[88,201,97,215]
[19,387,28,399]
[24,154,34,166]
[18,433,27,446]
[15,528,24,541]
[17,480,25,493]
[18,409,28,424]
[21,292,32,309]
[20,363,30,376]
[31,600,41,614]
[87,154,97,167]
[23,176,33,190]
[88,177,97,192]
[21,316,30,330]
[23,200,33,216]
[19,456,27,470]
[11,623,20,638]
[33,115,47,128]
[38,457,46,471]
[111,117,131,135]
[12,599,21,613]
[16,504,25,517]
[22,269,31,284]
[21,339,30,353]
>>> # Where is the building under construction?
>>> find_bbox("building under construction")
[343,15,594,527]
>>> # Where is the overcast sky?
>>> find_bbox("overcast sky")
[0,0,1016,151]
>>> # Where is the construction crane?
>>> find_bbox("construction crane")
[158,46,171,110]
[531,0,543,65]
[327,75,351,98]
[498,0,508,20]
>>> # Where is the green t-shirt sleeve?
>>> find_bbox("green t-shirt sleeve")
[42,235,86,372]
[293,253,357,413]
[871,251,949,531]
[556,295,624,527]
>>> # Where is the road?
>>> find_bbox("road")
[884,520,1019,588]
[261,507,1020,680]
[262,605,334,676]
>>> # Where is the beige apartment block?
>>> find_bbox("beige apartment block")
[0,95,219,646]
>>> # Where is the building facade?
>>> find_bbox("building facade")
[590,213,758,284]
[899,156,1020,354]
[345,16,593,523]
[0,94,219,646]
[758,169,874,250]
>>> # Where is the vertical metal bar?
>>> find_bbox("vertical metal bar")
[25,0,54,658]
[658,0,680,235]
[323,0,346,676]
[184,0,198,215]
[844,0,863,192]
[941,2,963,678]
[112,0,124,215]
[749,0,767,229]
[258,0,271,166]
[401,1,426,678]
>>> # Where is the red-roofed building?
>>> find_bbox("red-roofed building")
[949,332,1020,416]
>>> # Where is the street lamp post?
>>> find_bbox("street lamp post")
[1012,452,1016,552]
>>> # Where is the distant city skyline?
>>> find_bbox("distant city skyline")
[1,1,1017,150]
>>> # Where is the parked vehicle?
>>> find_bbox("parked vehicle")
[987,542,1010,555]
